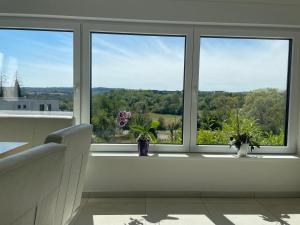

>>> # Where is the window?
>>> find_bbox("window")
[2,20,296,153]
[197,37,291,146]
[91,32,186,144]
[39,104,45,111]
[0,29,73,115]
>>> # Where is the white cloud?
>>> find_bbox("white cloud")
[199,39,289,92]
[0,30,73,87]
[152,37,173,55]
[0,55,72,88]
[92,37,137,59]
[92,36,290,92]
[0,55,72,87]
[0,31,289,91]
[19,62,73,87]
[92,36,185,91]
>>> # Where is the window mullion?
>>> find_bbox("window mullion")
[289,35,300,153]
[73,24,82,124]
[182,30,194,152]
[81,24,91,124]
[189,28,201,152]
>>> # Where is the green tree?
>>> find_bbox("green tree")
[157,117,166,130]
[91,110,116,142]
[197,110,263,145]
[242,89,285,134]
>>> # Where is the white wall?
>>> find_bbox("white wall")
[84,154,300,194]
[1,0,300,27]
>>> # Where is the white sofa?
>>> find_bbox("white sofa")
[0,143,66,225]
[45,124,92,225]
[0,116,74,148]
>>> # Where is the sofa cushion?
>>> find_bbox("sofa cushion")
[45,124,92,225]
[0,143,66,225]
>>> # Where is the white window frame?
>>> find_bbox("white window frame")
[0,17,298,154]
[82,22,194,152]
[0,18,81,123]
[190,26,300,154]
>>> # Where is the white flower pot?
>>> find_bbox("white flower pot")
[237,144,249,157]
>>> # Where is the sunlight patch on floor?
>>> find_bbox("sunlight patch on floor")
[225,214,278,225]
[158,214,215,225]
[274,213,300,224]
[93,214,215,225]
[93,215,146,225]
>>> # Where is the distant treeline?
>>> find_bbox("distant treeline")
[19,87,287,144]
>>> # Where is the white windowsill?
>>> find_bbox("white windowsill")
[90,152,300,159]
[0,110,74,119]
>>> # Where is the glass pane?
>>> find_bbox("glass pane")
[91,33,185,144]
[0,29,73,116]
[197,37,290,146]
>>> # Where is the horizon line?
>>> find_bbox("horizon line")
[14,86,287,93]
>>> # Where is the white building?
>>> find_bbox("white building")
[0,78,59,111]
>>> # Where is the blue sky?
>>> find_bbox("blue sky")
[0,29,290,92]
[0,29,73,87]
[91,33,185,90]
[199,37,289,92]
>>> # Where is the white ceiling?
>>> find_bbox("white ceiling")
[168,0,300,5]
[0,0,300,27]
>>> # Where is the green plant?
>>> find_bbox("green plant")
[229,109,260,151]
[130,120,160,143]
[117,111,160,143]
[167,118,181,143]
[230,133,260,151]
[197,129,227,145]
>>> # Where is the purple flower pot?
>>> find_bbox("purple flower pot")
[138,140,149,156]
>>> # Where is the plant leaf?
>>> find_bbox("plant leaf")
[130,125,144,133]
[149,132,158,144]
[150,121,160,129]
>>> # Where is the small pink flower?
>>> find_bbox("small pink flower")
[126,112,131,118]
[119,111,126,119]
[119,116,126,122]
[117,111,131,128]
[119,120,126,128]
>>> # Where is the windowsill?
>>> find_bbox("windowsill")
[0,110,74,119]
[90,152,300,159]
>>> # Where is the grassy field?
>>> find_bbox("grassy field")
[148,113,182,126]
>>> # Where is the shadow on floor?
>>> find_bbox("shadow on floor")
[142,212,179,223]
[261,214,290,225]
[73,199,300,225]
[126,217,145,225]
[74,211,295,225]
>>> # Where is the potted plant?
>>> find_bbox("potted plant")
[229,110,260,157]
[130,120,159,156]
[117,111,159,156]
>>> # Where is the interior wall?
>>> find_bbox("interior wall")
[1,0,300,27]
[84,155,300,194]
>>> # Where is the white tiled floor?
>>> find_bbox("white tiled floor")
[71,197,300,225]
